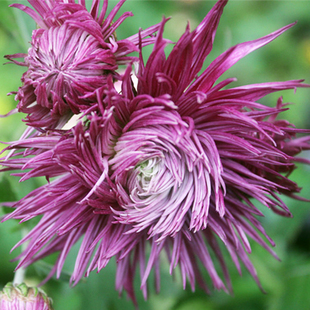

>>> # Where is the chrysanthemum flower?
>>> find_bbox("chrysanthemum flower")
[0,282,53,310]
[4,0,160,129]
[1,0,310,305]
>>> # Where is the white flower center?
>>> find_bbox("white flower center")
[128,157,174,204]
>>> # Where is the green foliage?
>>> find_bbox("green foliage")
[0,174,17,203]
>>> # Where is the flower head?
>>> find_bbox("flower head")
[1,0,310,305]
[5,0,159,129]
[0,283,53,310]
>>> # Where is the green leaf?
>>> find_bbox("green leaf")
[0,174,17,203]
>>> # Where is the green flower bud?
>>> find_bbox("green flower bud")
[0,282,53,310]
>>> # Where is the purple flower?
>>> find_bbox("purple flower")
[4,0,159,129]
[0,282,53,310]
[2,0,310,305]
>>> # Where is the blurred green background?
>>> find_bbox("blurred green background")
[1,0,310,309]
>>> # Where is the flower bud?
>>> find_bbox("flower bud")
[0,282,53,310]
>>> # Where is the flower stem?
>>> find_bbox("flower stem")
[13,227,28,285]
[13,265,26,285]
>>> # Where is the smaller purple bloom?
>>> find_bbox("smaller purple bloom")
[5,0,159,129]
[0,282,53,310]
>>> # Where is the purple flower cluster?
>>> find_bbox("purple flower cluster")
[1,0,310,305]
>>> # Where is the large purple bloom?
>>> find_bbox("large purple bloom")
[5,0,159,129]
[2,0,310,305]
